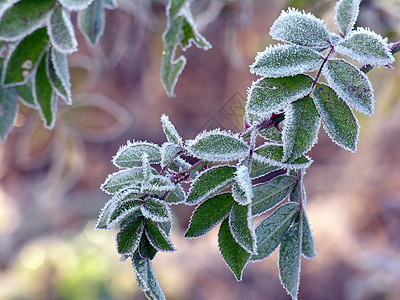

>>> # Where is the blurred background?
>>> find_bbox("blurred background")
[1,0,400,299]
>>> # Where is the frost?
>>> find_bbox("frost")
[301,211,316,259]
[117,216,144,254]
[270,8,331,51]
[165,184,186,205]
[334,0,361,37]
[144,219,175,252]
[161,114,183,145]
[235,165,253,205]
[108,199,142,229]
[141,198,172,223]
[312,83,359,152]
[141,154,151,181]
[251,175,297,216]
[95,199,117,229]
[77,0,105,46]
[250,44,324,78]
[335,28,395,66]
[141,175,175,195]
[252,203,298,262]
[112,141,161,168]
[185,193,234,238]
[249,160,278,179]
[186,129,249,162]
[50,48,72,105]
[229,202,257,254]
[59,0,95,11]
[100,167,144,194]
[278,222,302,300]
[246,75,313,116]
[323,58,374,116]
[0,86,18,143]
[186,165,236,205]
[47,6,78,54]
[218,218,250,281]
[232,183,249,206]
[160,142,181,168]
[282,96,321,161]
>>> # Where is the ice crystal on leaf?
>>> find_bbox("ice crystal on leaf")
[334,0,361,37]
[59,0,95,11]
[48,6,78,54]
[301,211,317,259]
[113,141,161,168]
[160,114,183,145]
[235,165,253,205]
[145,219,175,252]
[229,202,257,254]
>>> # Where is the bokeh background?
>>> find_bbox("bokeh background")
[1,0,400,299]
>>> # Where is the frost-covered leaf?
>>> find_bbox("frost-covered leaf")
[59,0,94,11]
[132,253,166,300]
[246,75,313,116]
[245,111,284,142]
[145,219,175,252]
[141,175,175,195]
[232,183,248,206]
[252,175,297,216]
[34,51,58,129]
[141,198,171,223]
[289,179,306,206]
[252,203,298,261]
[186,129,249,162]
[0,0,54,41]
[323,58,374,116]
[334,0,361,37]
[50,48,72,105]
[330,33,343,46]
[48,6,77,54]
[3,27,49,86]
[160,142,181,168]
[0,86,18,142]
[229,202,256,254]
[168,156,191,173]
[46,49,70,104]
[165,184,185,204]
[185,193,234,238]
[253,143,313,169]
[16,77,36,108]
[101,167,144,194]
[161,114,182,145]
[270,8,331,51]
[186,165,236,205]
[234,165,253,205]
[113,141,161,168]
[218,218,250,281]
[139,234,158,260]
[95,199,116,229]
[77,0,105,46]
[283,96,321,161]
[312,83,359,152]
[250,44,324,78]
[301,211,316,259]
[249,160,278,179]
[117,216,144,254]
[335,28,394,66]
[161,0,211,97]
[278,222,301,300]
[108,199,142,229]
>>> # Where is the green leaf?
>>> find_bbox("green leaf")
[312,83,359,152]
[252,175,297,216]
[229,202,256,254]
[3,27,49,85]
[113,141,161,168]
[288,179,306,206]
[234,165,253,205]
[46,49,70,105]
[34,51,58,129]
[301,211,316,259]
[250,44,324,78]
[141,198,171,223]
[50,48,71,104]
[145,219,175,252]
[323,58,374,116]
[278,222,302,300]
[77,0,105,46]
[117,216,144,254]
[48,6,77,54]
[95,199,116,230]
[0,86,18,142]
[253,143,313,169]
[246,75,314,116]
[231,183,248,206]
[185,193,235,238]
[132,253,166,300]
[218,218,250,281]
[270,8,331,51]
[108,199,142,229]
[334,0,361,37]
[101,168,144,194]
[160,114,182,145]
[186,165,236,205]
[139,234,158,260]
[59,0,94,10]
[141,175,175,195]
[186,129,249,162]
[160,142,181,168]
[252,203,298,261]
[283,96,321,161]
[249,159,278,179]
[335,28,394,66]
[16,77,36,108]
[0,0,54,41]
[165,184,185,204]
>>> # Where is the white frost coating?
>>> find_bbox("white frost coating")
[335,27,395,66]
[141,198,172,223]
[141,153,150,181]
[100,167,144,194]
[250,44,324,78]
[59,0,95,11]
[77,0,105,46]
[270,8,331,50]
[141,175,175,194]
[95,198,117,229]
[144,224,175,253]
[160,114,183,145]
[229,203,257,255]
[2,43,32,87]
[232,183,250,206]
[107,200,142,229]
[186,128,249,162]
[301,211,317,259]
[334,0,361,37]
[47,6,78,54]
[235,165,253,204]
[160,142,181,168]
[112,140,160,168]
[50,48,72,105]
